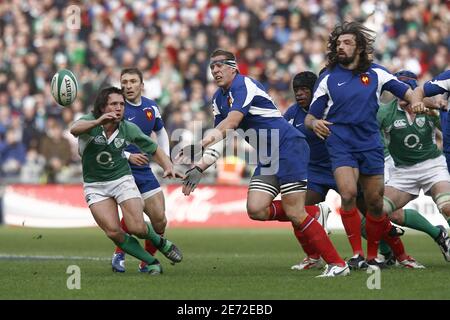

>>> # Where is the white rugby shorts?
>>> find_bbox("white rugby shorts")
[385,155,450,195]
[83,175,142,206]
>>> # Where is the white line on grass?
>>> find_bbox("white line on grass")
[0,254,110,261]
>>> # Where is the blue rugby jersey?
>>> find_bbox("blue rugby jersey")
[212,74,304,162]
[284,103,331,171]
[124,96,164,171]
[308,63,410,152]
[423,70,450,153]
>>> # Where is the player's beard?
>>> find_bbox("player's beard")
[337,50,357,66]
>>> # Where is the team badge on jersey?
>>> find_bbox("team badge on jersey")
[114,138,124,149]
[145,110,153,121]
[415,116,425,128]
[360,74,370,86]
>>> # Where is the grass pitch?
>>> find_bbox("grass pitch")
[1,226,449,300]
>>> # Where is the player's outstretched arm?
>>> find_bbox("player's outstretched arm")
[152,147,185,179]
[70,112,118,137]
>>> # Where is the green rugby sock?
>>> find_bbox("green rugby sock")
[403,209,440,240]
[361,216,392,256]
[139,223,169,251]
[116,233,157,265]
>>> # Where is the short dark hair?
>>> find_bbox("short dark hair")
[120,67,143,83]
[292,71,318,92]
[93,87,123,119]
[210,49,236,61]
[326,21,375,74]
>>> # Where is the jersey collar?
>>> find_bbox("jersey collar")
[126,98,142,106]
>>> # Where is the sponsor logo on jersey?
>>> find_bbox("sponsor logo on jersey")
[288,119,294,125]
[393,119,407,129]
[114,138,124,149]
[94,135,107,145]
[415,116,425,128]
[360,74,370,86]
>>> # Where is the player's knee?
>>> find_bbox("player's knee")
[246,203,267,221]
[126,223,147,238]
[105,229,122,242]
[366,201,383,215]
[389,209,403,225]
[153,216,167,234]
[364,193,383,215]
[339,188,357,205]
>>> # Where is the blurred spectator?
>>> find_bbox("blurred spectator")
[0,128,26,180]
[39,117,72,183]
[0,0,448,184]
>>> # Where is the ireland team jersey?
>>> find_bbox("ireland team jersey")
[77,113,158,183]
[377,101,441,166]
[423,70,450,154]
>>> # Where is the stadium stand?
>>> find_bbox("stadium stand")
[0,0,448,184]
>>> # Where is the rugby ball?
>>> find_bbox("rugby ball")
[51,69,78,106]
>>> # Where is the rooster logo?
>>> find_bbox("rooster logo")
[146,110,153,121]
[360,74,370,85]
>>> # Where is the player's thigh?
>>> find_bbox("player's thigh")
[247,174,279,215]
[143,190,165,220]
[119,197,146,235]
[89,198,121,236]
[359,174,384,199]
[383,186,414,212]
[334,166,359,197]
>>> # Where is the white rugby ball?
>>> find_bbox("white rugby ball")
[51,69,78,106]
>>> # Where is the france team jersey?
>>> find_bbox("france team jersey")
[423,70,450,154]
[309,63,410,152]
[124,96,164,193]
[284,104,337,191]
[212,74,309,184]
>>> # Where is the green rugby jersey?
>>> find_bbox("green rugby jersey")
[377,101,441,167]
[77,113,158,183]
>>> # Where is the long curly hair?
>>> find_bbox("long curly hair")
[326,21,375,74]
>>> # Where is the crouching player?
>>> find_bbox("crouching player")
[70,87,183,275]
[111,68,172,273]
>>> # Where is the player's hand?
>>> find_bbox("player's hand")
[311,119,332,140]
[411,102,428,114]
[97,112,118,125]
[128,153,149,166]
[174,144,204,165]
[163,166,185,179]
[182,166,204,196]
[436,97,448,111]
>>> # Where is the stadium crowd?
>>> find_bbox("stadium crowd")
[0,0,449,184]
